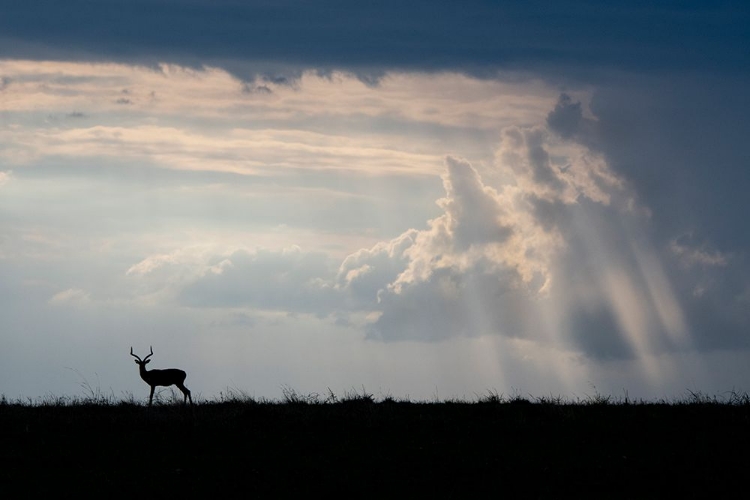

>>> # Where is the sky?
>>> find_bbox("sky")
[1,1,749,402]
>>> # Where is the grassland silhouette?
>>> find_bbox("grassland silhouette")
[3,386,750,496]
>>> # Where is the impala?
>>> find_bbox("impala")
[130,346,192,406]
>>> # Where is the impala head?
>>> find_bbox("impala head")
[130,346,154,367]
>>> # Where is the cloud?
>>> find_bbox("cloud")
[49,288,91,305]
[175,246,340,314]
[548,79,750,356]
[335,229,418,307]
[336,104,720,366]
[126,253,180,276]
[384,155,554,297]
[546,93,583,139]
[0,170,11,187]
[242,82,273,95]
[586,74,750,247]
[670,234,729,268]
[11,80,743,364]
[24,85,740,364]
[0,61,558,128]
[370,265,535,342]
[349,127,635,345]
[361,152,555,342]
[0,62,565,183]
[1,2,746,82]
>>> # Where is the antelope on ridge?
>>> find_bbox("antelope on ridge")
[130,346,192,406]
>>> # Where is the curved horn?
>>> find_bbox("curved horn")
[143,345,154,362]
[130,346,143,362]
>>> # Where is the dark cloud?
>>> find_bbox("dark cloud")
[543,74,750,360]
[564,306,636,360]
[242,83,272,95]
[543,84,750,359]
[526,195,569,232]
[525,128,565,190]
[683,273,750,352]
[1,1,747,81]
[547,94,583,139]
[588,76,750,251]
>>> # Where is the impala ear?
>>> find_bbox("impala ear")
[144,359,150,365]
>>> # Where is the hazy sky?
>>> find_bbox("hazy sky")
[2,1,749,401]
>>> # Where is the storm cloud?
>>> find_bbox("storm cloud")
[2,1,747,82]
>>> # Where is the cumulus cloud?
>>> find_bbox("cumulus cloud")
[385,123,630,295]
[335,229,418,307]
[328,104,704,365]
[335,121,639,347]
[360,154,554,342]
[386,158,514,293]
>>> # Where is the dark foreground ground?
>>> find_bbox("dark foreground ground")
[3,394,750,498]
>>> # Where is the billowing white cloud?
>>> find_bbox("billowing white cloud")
[335,229,418,306]
[328,112,697,369]
[371,121,632,298]
[359,149,569,342]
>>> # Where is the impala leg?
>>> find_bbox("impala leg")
[149,385,155,407]
[177,382,192,405]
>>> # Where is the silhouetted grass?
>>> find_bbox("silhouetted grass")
[3,389,750,497]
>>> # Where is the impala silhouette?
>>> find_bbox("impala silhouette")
[130,346,192,406]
